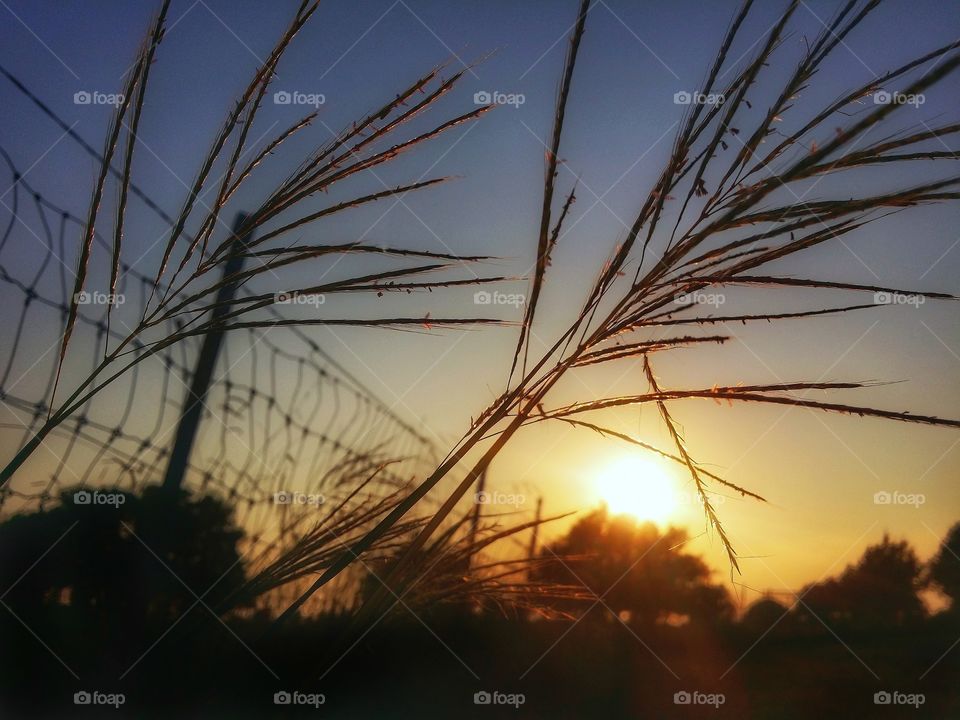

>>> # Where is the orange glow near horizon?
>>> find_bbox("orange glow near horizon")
[593,455,678,524]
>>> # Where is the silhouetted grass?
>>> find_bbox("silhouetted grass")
[277,0,960,649]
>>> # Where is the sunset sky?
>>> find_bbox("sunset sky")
[1,0,958,603]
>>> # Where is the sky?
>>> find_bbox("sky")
[0,0,958,604]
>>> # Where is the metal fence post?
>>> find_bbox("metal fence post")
[161,212,252,492]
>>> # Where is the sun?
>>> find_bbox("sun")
[593,455,677,523]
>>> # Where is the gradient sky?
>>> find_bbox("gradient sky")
[0,0,958,604]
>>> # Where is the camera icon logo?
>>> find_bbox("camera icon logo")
[273,90,292,105]
[74,691,92,704]
[73,91,92,105]
[873,291,892,304]
[474,690,492,705]
[874,691,892,705]
[474,290,492,305]
[873,90,892,105]
[673,91,692,105]
[274,491,292,505]
[874,491,892,505]
[674,691,692,704]
[274,691,292,705]
[474,491,490,505]
[473,91,492,105]
[73,490,92,505]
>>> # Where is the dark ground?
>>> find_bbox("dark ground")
[2,491,957,718]
[2,608,958,718]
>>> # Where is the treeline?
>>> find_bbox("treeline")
[534,507,960,634]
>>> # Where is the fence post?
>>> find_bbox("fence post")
[466,466,487,566]
[161,212,252,492]
[527,496,543,567]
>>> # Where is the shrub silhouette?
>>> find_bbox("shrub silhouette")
[740,596,791,636]
[0,486,247,631]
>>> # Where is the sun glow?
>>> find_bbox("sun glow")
[594,455,677,523]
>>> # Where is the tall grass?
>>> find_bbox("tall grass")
[0,0,502,487]
[4,0,959,641]
[270,0,960,639]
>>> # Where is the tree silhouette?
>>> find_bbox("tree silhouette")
[534,507,732,626]
[798,534,925,628]
[929,522,960,612]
